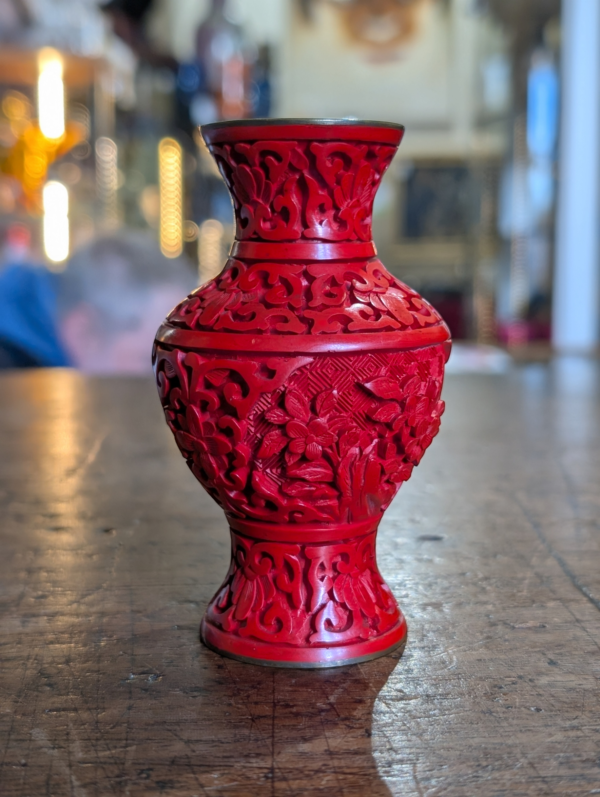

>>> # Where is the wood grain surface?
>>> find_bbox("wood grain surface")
[1,362,599,796]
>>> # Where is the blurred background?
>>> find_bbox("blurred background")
[0,0,597,373]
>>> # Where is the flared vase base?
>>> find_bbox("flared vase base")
[200,616,408,669]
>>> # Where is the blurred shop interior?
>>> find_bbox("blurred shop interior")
[0,0,598,372]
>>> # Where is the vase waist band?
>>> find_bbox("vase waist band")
[227,516,379,543]
[229,240,377,261]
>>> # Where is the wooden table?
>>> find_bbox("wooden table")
[1,364,599,796]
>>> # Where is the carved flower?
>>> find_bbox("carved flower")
[258,387,340,468]
[285,418,336,461]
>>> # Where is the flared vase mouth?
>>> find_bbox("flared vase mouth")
[201,117,405,145]
[202,117,405,131]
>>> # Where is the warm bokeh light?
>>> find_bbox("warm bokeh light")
[95,136,120,230]
[158,137,183,258]
[198,219,224,284]
[37,48,65,140]
[43,180,69,266]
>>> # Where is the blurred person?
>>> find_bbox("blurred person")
[0,231,195,373]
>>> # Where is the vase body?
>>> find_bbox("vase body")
[153,119,451,668]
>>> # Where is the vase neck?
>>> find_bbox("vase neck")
[205,133,400,245]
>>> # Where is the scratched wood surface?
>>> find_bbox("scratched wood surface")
[1,361,600,797]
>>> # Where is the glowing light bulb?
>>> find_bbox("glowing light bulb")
[43,181,69,266]
[38,48,65,140]
[158,137,183,258]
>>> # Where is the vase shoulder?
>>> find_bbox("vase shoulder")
[165,256,450,342]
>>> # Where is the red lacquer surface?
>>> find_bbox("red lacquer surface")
[153,119,451,667]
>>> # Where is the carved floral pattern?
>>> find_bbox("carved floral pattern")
[167,258,444,335]
[153,345,446,525]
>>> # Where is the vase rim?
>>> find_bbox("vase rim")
[202,118,405,146]
[202,117,405,132]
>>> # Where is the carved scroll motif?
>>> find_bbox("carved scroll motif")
[205,531,398,647]
[209,139,396,242]
[167,258,443,336]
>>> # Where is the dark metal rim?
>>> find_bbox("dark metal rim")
[201,117,405,133]
[201,632,408,670]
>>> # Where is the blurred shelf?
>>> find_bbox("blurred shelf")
[0,47,106,88]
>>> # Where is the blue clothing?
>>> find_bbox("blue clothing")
[0,263,70,367]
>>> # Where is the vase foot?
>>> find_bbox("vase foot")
[200,616,408,669]
[201,518,408,668]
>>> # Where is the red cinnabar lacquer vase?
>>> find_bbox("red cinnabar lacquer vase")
[153,119,451,668]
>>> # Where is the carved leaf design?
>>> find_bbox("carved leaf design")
[338,447,360,497]
[174,430,202,452]
[290,148,309,171]
[282,481,338,499]
[289,439,306,454]
[205,435,233,456]
[364,457,382,498]
[369,402,401,423]
[328,415,350,434]
[379,289,414,326]
[185,404,203,436]
[352,577,378,618]
[156,310,452,650]
[339,430,362,458]
[400,375,423,396]
[234,578,256,622]
[287,461,335,483]
[252,471,281,500]
[286,420,309,439]
[285,448,302,466]
[389,467,412,484]
[315,388,338,416]
[305,441,322,461]
[363,377,403,400]
[258,430,287,459]
[312,431,336,448]
[284,390,311,422]
[265,407,291,424]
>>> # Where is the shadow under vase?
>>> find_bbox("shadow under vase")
[199,649,401,796]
